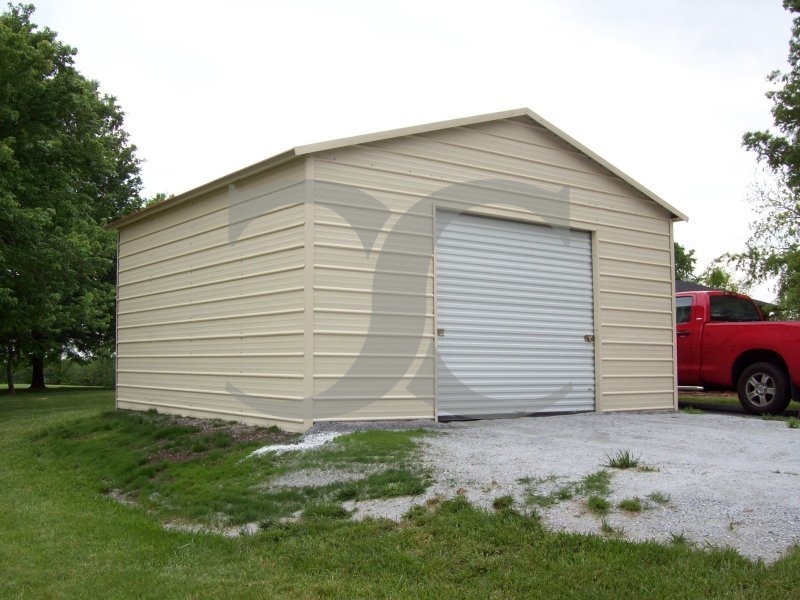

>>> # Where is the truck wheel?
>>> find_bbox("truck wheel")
[737,362,791,415]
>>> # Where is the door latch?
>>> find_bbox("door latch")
[584,334,595,343]
[437,328,445,337]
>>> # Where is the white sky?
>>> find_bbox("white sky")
[32,0,794,300]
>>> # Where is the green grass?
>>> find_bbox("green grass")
[670,532,693,547]
[525,492,557,508]
[648,491,671,506]
[600,518,625,539]
[554,485,574,500]
[587,495,611,513]
[4,389,800,598]
[618,497,645,513]
[679,393,739,407]
[577,469,612,496]
[492,495,514,510]
[604,449,641,469]
[680,393,800,411]
[30,404,431,526]
[761,414,800,428]
[604,449,658,472]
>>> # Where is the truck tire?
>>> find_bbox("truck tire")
[737,362,791,415]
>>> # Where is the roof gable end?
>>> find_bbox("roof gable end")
[108,108,686,230]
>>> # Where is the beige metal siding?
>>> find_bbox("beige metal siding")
[311,116,675,418]
[312,198,436,421]
[116,160,308,431]
[115,112,677,430]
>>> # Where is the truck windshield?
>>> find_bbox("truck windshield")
[709,296,762,322]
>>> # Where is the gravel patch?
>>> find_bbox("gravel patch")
[329,412,800,563]
[250,432,342,456]
[163,520,261,538]
[268,467,375,488]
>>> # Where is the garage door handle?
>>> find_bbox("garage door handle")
[437,328,445,337]
[584,335,594,343]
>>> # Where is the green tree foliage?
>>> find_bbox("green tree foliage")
[674,242,697,281]
[739,0,800,318]
[143,192,173,208]
[0,4,142,392]
[697,265,740,293]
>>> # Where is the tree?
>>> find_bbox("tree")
[143,192,173,208]
[0,4,142,393]
[697,265,740,293]
[674,242,697,281]
[739,0,800,318]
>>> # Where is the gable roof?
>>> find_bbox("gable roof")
[108,108,688,230]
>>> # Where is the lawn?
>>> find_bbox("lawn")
[679,391,800,419]
[2,388,800,598]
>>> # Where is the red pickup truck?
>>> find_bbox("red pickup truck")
[676,290,800,414]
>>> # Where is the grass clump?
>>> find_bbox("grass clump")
[618,497,644,513]
[303,504,350,519]
[519,475,569,508]
[603,449,641,469]
[600,518,625,538]
[554,486,574,500]
[526,492,557,508]
[670,532,693,547]
[492,495,514,510]
[577,470,612,497]
[763,415,800,429]
[647,491,670,506]
[334,468,429,501]
[603,449,658,472]
[587,495,610,513]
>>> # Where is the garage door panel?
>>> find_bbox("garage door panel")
[436,212,595,417]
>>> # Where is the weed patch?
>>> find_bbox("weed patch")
[603,449,657,472]
[763,415,800,429]
[618,497,644,512]
[604,449,641,469]
[648,491,671,506]
[303,504,351,519]
[492,495,514,510]
[600,519,625,538]
[333,468,429,501]
[554,486,574,500]
[670,532,693,547]
[577,470,612,497]
[587,496,611,513]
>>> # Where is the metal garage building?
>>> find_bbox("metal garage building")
[109,108,687,432]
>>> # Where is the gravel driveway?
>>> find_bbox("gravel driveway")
[313,411,800,563]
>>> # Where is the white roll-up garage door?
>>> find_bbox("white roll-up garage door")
[435,212,595,418]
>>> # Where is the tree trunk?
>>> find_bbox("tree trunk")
[6,344,15,396]
[29,354,46,390]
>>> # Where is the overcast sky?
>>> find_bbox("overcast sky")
[32,0,794,299]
